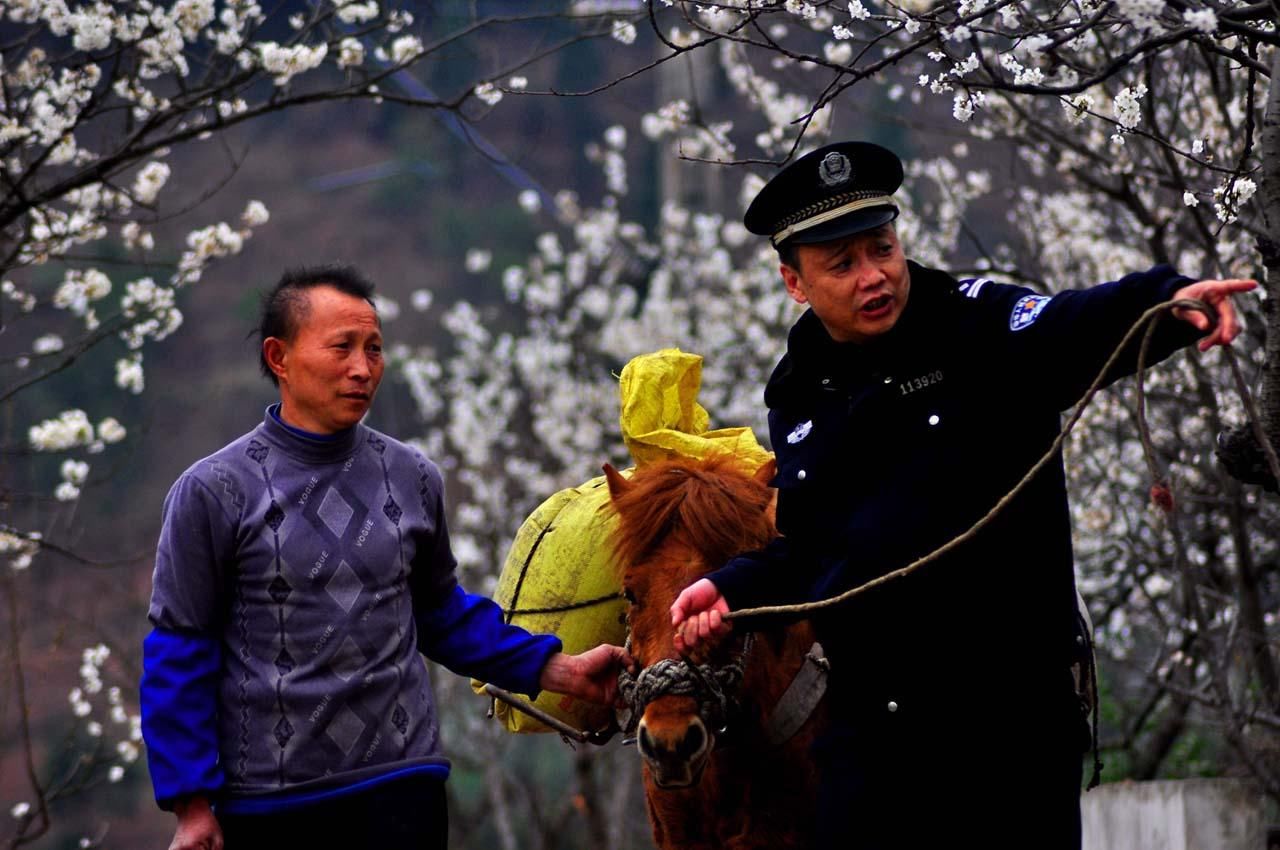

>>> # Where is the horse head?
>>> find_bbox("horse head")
[604,455,777,789]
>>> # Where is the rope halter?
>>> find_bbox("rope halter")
[616,634,752,737]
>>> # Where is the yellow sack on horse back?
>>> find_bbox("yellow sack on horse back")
[473,348,771,734]
[619,348,773,473]
[476,474,629,735]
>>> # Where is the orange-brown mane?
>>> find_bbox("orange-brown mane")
[609,454,775,575]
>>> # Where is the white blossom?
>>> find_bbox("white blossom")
[517,189,542,213]
[465,249,492,273]
[115,356,145,394]
[1183,191,1199,207]
[29,409,94,451]
[390,35,423,64]
[474,82,503,105]
[33,334,64,354]
[256,41,327,86]
[132,162,170,204]
[337,38,364,69]
[825,41,853,63]
[1182,7,1216,32]
[1113,84,1147,131]
[611,20,637,44]
[61,459,89,485]
[336,0,378,23]
[241,200,269,227]
[372,295,400,321]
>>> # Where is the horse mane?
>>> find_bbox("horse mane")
[609,454,775,572]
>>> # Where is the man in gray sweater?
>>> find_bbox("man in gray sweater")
[141,265,629,850]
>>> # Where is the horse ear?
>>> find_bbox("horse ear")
[603,463,632,500]
[753,458,777,486]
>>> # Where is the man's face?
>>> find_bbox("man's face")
[780,224,911,344]
[267,285,384,434]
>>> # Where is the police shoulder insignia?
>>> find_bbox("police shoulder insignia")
[1009,294,1051,331]
[786,420,813,444]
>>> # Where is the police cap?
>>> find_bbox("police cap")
[744,141,903,248]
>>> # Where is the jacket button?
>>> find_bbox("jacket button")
[797,469,807,481]
[821,378,831,385]
[928,414,940,426]
[883,376,893,384]
[887,701,899,713]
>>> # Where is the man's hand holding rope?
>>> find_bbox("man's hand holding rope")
[671,578,732,653]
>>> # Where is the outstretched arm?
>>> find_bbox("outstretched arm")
[1170,278,1257,351]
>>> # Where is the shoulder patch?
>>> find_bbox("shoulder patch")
[786,420,813,445]
[1009,294,1051,331]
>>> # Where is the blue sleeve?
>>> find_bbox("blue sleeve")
[140,628,224,810]
[960,265,1203,411]
[416,585,562,698]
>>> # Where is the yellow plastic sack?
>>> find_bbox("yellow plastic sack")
[478,474,629,735]
[620,348,773,474]
[473,348,772,734]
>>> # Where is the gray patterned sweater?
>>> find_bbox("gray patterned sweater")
[143,409,560,802]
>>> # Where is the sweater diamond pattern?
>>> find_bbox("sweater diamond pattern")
[267,574,292,605]
[273,715,294,749]
[324,560,363,612]
[326,705,366,754]
[264,501,285,532]
[383,495,402,525]
[317,487,354,538]
[330,636,367,682]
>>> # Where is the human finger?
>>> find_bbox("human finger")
[1198,297,1238,351]
[697,611,715,642]
[682,618,702,649]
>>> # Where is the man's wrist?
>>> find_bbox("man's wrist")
[538,652,577,694]
[173,794,212,818]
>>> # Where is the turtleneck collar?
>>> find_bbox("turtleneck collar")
[261,403,362,463]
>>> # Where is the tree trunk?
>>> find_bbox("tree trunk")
[1219,46,1280,491]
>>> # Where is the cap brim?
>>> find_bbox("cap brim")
[782,206,900,246]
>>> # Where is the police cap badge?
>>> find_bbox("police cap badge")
[744,141,904,248]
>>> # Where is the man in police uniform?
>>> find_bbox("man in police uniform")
[669,141,1255,847]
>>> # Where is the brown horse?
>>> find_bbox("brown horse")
[604,455,827,850]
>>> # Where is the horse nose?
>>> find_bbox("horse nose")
[637,714,710,787]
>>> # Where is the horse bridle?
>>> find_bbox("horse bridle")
[614,625,754,741]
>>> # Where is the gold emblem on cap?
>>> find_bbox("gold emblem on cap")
[818,151,852,187]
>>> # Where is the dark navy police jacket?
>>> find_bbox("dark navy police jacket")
[710,261,1200,734]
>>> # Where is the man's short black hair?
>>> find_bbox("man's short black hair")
[776,241,800,272]
[257,264,378,384]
